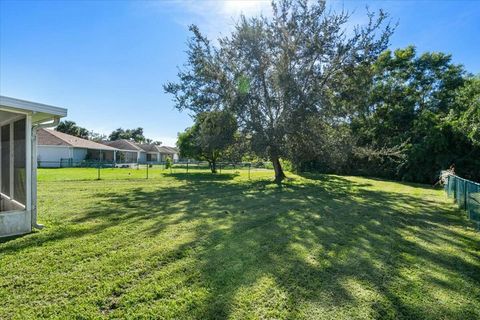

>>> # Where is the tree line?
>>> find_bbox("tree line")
[167,0,479,183]
[55,121,161,145]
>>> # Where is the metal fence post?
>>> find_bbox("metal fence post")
[146,164,149,179]
[453,177,458,203]
[248,163,251,180]
[466,181,471,219]
[187,161,189,173]
[97,163,101,180]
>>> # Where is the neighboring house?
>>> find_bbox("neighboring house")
[101,139,145,163]
[37,131,180,166]
[37,129,119,167]
[137,144,179,163]
[137,144,161,163]
[157,146,179,162]
[103,140,179,164]
[36,129,181,167]
[1,96,67,237]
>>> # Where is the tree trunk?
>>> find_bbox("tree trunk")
[271,155,285,183]
[210,160,217,173]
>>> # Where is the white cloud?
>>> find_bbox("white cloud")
[149,1,375,41]
[152,0,272,40]
[217,0,272,16]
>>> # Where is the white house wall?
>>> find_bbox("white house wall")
[37,146,72,167]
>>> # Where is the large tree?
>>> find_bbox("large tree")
[453,75,480,147]
[177,111,237,173]
[56,120,90,139]
[349,47,480,182]
[108,127,148,143]
[165,0,393,182]
[56,120,107,142]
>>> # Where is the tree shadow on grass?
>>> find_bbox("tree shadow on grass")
[164,172,239,182]
[189,181,480,319]
[2,173,479,319]
[0,232,30,245]
[363,176,441,190]
[87,176,478,318]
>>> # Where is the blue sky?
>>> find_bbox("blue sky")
[1,0,479,146]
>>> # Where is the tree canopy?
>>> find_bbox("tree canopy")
[177,111,237,173]
[56,121,90,140]
[108,127,152,143]
[350,47,479,182]
[165,0,393,182]
[166,0,480,183]
[56,122,161,145]
[453,75,480,147]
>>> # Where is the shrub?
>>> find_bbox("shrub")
[165,157,173,169]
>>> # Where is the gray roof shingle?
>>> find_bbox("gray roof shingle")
[101,140,143,152]
[157,146,178,154]
[38,129,118,151]
[137,144,160,153]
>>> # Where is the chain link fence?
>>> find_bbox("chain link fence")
[442,170,480,228]
[37,160,273,181]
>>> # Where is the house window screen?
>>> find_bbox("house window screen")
[13,118,26,205]
[1,124,10,197]
[124,152,137,163]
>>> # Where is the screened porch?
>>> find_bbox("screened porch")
[0,111,27,213]
[1,95,67,237]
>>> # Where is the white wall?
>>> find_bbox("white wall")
[37,146,72,168]
[138,152,146,163]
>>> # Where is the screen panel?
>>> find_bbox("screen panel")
[1,124,10,196]
[13,118,26,205]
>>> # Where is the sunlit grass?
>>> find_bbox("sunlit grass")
[1,169,479,319]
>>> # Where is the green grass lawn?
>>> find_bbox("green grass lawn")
[37,165,186,181]
[1,169,479,319]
